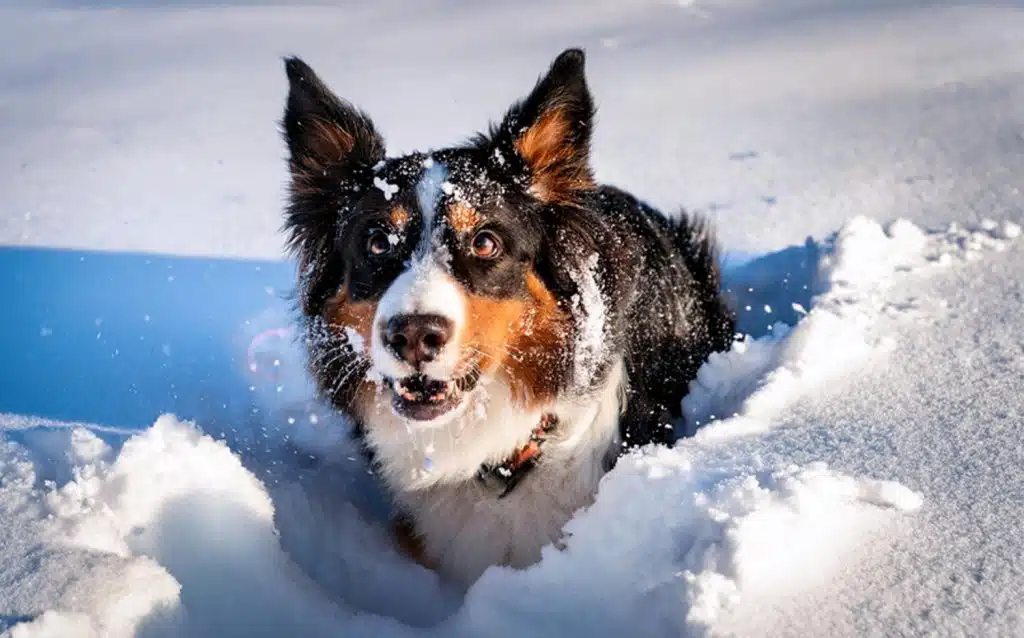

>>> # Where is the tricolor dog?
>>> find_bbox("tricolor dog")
[281,48,735,586]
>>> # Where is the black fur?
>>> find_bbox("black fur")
[281,48,735,453]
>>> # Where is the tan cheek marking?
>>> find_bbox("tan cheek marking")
[390,206,410,230]
[448,202,481,234]
[324,287,377,350]
[463,295,529,375]
[463,271,570,408]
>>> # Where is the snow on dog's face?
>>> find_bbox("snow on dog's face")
[282,50,600,427]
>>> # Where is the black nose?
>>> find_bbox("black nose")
[383,314,454,367]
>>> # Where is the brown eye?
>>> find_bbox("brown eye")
[366,229,392,256]
[471,230,502,259]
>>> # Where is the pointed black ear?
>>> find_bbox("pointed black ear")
[283,57,385,175]
[492,48,595,205]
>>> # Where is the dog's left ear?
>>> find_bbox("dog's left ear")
[492,48,596,205]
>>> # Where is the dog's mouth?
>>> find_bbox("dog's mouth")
[384,369,481,421]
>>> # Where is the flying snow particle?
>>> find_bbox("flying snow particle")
[373,177,399,201]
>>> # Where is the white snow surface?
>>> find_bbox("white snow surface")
[2,0,1024,636]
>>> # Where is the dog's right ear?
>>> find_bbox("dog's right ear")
[282,57,385,175]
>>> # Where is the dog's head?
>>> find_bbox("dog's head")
[283,49,606,427]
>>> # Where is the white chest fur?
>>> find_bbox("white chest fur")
[362,360,627,586]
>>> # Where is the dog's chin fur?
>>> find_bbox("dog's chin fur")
[358,363,623,492]
[362,360,626,586]
[281,48,737,586]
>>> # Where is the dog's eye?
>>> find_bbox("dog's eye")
[366,229,393,257]
[471,231,502,260]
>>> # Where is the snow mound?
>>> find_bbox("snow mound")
[4,416,403,638]
[0,216,1016,637]
[452,449,920,638]
[1,419,921,638]
[685,216,1015,439]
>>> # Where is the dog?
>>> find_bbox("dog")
[280,48,735,586]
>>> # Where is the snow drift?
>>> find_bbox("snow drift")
[4,0,1024,634]
[3,216,1016,637]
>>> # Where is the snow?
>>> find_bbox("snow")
[373,176,400,202]
[567,251,607,391]
[3,0,1024,636]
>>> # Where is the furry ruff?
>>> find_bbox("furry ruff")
[280,48,736,586]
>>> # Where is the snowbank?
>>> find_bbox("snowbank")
[4,216,1015,637]
[3,0,1024,634]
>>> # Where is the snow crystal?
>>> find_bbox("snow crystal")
[373,177,399,201]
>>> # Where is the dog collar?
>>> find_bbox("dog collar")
[477,414,559,499]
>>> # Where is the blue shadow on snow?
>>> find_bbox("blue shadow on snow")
[0,241,819,433]
[0,246,294,431]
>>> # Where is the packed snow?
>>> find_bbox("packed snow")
[3,0,1024,636]
[567,251,607,391]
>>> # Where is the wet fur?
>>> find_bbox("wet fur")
[281,48,735,585]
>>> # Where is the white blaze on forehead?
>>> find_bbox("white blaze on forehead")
[376,257,465,319]
[415,160,447,255]
[370,159,468,382]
